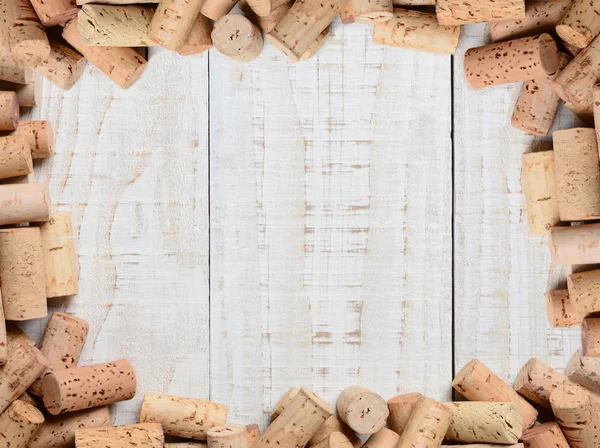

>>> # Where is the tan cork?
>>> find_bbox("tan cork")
[436,0,525,25]
[444,402,522,444]
[212,14,264,62]
[340,0,355,24]
[166,444,208,448]
[514,357,576,408]
[63,18,148,89]
[6,323,35,351]
[201,0,237,20]
[553,34,600,104]
[352,0,392,23]
[396,397,452,448]
[593,84,600,147]
[0,49,31,85]
[302,27,330,60]
[387,392,423,435]
[30,0,77,27]
[8,0,51,67]
[0,183,51,225]
[240,0,292,33]
[441,445,524,448]
[271,387,298,420]
[78,5,155,47]
[0,311,5,365]
[208,425,249,448]
[329,432,355,448]
[151,0,204,50]
[0,400,44,448]
[41,359,136,415]
[521,151,560,235]
[10,120,54,159]
[77,0,158,3]
[394,0,434,4]
[362,428,400,447]
[550,383,600,448]
[337,386,388,435]
[567,349,600,394]
[0,136,32,180]
[246,0,289,17]
[18,391,40,409]
[452,359,538,429]
[246,424,260,447]
[567,269,600,313]
[0,78,39,107]
[140,393,228,440]
[34,40,86,91]
[179,14,213,56]
[0,91,18,130]
[549,224,600,265]
[522,422,570,448]
[75,423,164,448]
[308,415,361,448]
[582,317,600,356]
[557,0,600,49]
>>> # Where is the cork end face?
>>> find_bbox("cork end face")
[12,41,52,69]
[11,399,45,424]
[208,424,248,439]
[247,0,272,17]
[344,391,388,435]
[522,421,561,440]
[266,33,300,62]
[355,11,393,23]
[550,383,590,412]
[538,34,560,76]
[556,24,590,50]
[121,57,149,90]
[451,358,481,388]
[513,357,541,391]
[41,372,63,415]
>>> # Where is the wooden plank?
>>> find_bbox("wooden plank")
[453,24,581,383]
[210,20,453,426]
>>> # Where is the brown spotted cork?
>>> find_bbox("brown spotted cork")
[522,422,570,448]
[75,423,164,448]
[546,289,583,328]
[0,400,45,448]
[212,14,264,62]
[208,425,248,448]
[556,0,600,49]
[0,91,18,130]
[337,386,388,435]
[8,0,51,66]
[436,0,525,25]
[396,397,451,447]
[34,40,86,91]
[0,136,32,180]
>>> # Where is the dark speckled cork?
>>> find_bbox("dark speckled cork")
[553,34,600,104]
[75,423,164,448]
[41,359,136,415]
[436,0,525,25]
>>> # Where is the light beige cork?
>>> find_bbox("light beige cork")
[166,444,208,448]
[41,359,136,415]
[75,423,164,448]
[0,306,5,365]
[0,136,32,180]
[201,0,238,20]
[0,399,44,448]
[373,8,460,55]
[10,120,54,159]
[246,0,289,17]
[337,386,388,435]
[212,14,264,62]
[140,393,228,440]
[6,323,35,351]
[302,28,330,60]
[267,0,341,61]
[387,392,423,435]
[208,425,249,448]
[30,0,77,26]
[0,227,47,321]
[557,0,600,49]
[0,183,51,225]
[258,386,333,448]
[0,78,39,107]
[8,0,51,67]
[582,317,600,356]
[18,391,40,409]
[567,269,600,313]
[436,0,525,25]
[308,415,361,448]
[179,14,213,56]
[271,387,298,420]
[0,50,31,85]
[246,424,260,447]
[514,357,575,408]
[444,402,522,444]
[441,445,524,448]
[567,350,600,393]
[329,432,354,448]
[63,18,148,89]
[340,0,355,24]
[0,344,48,414]
[553,34,600,104]
[550,383,600,448]
[0,91,18,130]
[39,213,79,298]
[521,151,560,235]
[464,34,559,89]
[396,397,452,448]
[593,84,600,146]
[522,421,570,448]
[151,0,204,50]
[78,5,155,47]
[240,0,292,33]
[452,359,538,429]
[362,427,400,447]
[394,0,434,4]
[491,0,571,42]
[77,0,158,3]
[352,0,392,23]
[549,223,600,264]
[34,40,86,91]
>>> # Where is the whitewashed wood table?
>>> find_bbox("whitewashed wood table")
[22,20,582,426]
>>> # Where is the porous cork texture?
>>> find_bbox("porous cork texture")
[246,0,289,17]
[0,183,51,225]
[0,91,19,131]
[550,384,600,447]
[362,427,400,447]
[34,40,87,90]
[582,317,600,356]
[396,397,451,447]
[337,386,389,435]
[436,0,525,25]
[301,28,330,60]
[387,392,423,435]
[75,422,164,448]
[30,0,78,27]
[271,387,298,420]
[78,5,155,47]
[522,422,570,448]
[549,223,600,265]
[352,0,392,23]
[239,0,292,33]
[151,0,204,50]
[444,402,522,444]
[10,120,55,159]
[567,269,600,314]
[567,349,600,394]
[553,34,600,104]
[521,151,560,235]
[212,14,264,62]
[329,432,355,448]
[546,289,584,328]
[207,424,248,448]
[178,14,213,56]
[556,0,600,49]
[514,357,574,408]
[0,51,31,85]
[0,79,38,108]
[0,400,45,448]
[9,0,51,66]
[308,415,360,448]
[0,136,32,180]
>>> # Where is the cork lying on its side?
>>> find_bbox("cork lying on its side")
[207,425,248,448]
[362,428,400,447]
[0,78,39,107]
[546,289,584,328]
[352,0,393,23]
[337,386,389,435]
[521,151,560,235]
[33,41,86,91]
[30,0,78,27]
[240,0,292,33]
[556,0,600,49]
[582,318,600,356]
[246,0,290,17]
[0,135,32,180]
[9,0,51,67]
[513,357,574,408]
[0,400,44,448]
[396,397,451,448]
[0,183,51,225]
[78,5,155,47]
[308,415,361,448]
[271,387,298,420]
[388,392,423,435]
[0,49,31,85]
[436,0,525,25]
[550,384,600,447]
[9,120,54,159]
[0,91,19,130]
[75,423,164,448]
[567,269,600,314]
[567,350,600,393]
[521,422,570,448]
[178,14,213,56]
[553,34,600,104]
[151,0,204,49]
[549,224,600,265]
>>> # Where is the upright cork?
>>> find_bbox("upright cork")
[212,14,263,62]
[0,400,44,448]
[549,223,600,264]
[582,317,600,356]
[0,227,47,321]
[553,34,600,104]
[246,0,289,17]
[8,0,51,67]
[464,34,560,89]
[0,50,30,85]
[151,0,204,50]
[41,359,136,415]
[39,213,79,298]
[308,415,361,448]
[0,136,32,180]
[387,392,423,435]
[271,387,298,420]
[444,402,522,444]
[522,422,570,448]
[556,0,600,49]
[10,120,54,159]
[514,357,572,408]
[75,423,164,448]
[246,424,260,447]
[258,386,333,448]
[567,269,600,313]
[0,183,51,225]
[0,91,18,130]
[30,0,78,26]
[179,14,213,56]
[34,40,86,90]
[362,428,400,448]
[239,0,292,33]
[29,406,111,448]
[329,432,354,447]
[63,18,148,89]
[337,386,388,435]
[0,79,39,107]
[452,359,538,429]
[567,349,600,393]
[521,151,560,234]
[208,425,248,448]
[436,0,525,25]
[352,0,392,23]
[396,397,451,448]
[78,5,155,47]
[549,383,600,447]
[373,9,460,55]
[140,393,228,440]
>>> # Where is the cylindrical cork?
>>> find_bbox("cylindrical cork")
[553,34,600,104]
[549,223,600,264]
[30,0,78,26]
[259,386,333,448]
[0,50,30,85]
[246,0,289,17]
[0,307,6,365]
[567,269,600,313]
[522,421,570,448]
[212,14,264,62]
[352,0,392,23]
[556,0,600,49]
[8,0,51,67]
[29,312,88,396]
[514,358,573,408]
[373,8,460,55]
[0,400,44,448]
[41,359,136,415]
[340,0,355,24]
[39,213,79,298]
[201,0,238,21]
[240,0,292,33]
[18,391,40,409]
[301,27,330,60]
[441,445,524,448]
[0,136,32,180]
[0,79,39,107]
[34,40,86,90]
[151,0,204,50]
[444,402,522,444]
[464,34,559,89]
[6,323,35,351]
[62,18,148,89]
[452,359,538,429]
[0,344,48,414]
[436,0,525,25]
[78,5,155,47]
[521,151,560,235]
[208,425,248,448]
[246,424,260,447]
[178,14,213,56]
[593,84,600,145]
[0,91,18,131]
[0,227,47,321]
[267,0,342,61]
[329,432,355,447]
[396,397,451,448]
[166,444,208,448]
[491,0,571,42]
[308,415,361,448]
[140,393,227,440]
[75,423,164,448]
[582,317,600,356]
[0,183,51,225]
[387,392,423,435]
[337,386,389,435]
[29,406,110,448]
[550,383,600,447]
[271,387,298,420]
[567,350,600,393]
[362,428,400,448]
[394,0,434,4]
[77,0,158,3]
[10,120,54,159]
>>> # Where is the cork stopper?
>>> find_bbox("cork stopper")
[78,5,155,47]
[396,397,451,447]
[445,402,523,444]
[566,349,600,393]
[387,392,423,435]
[549,223,600,265]
[582,317,600,356]
[522,421,570,448]
[239,0,292,33]
[0,400,45,448]
[208,424,249,448]
[0,91,18,131]
[6,324,35,351]
[212,14,264,62]
[567,269,600,313]
[521,151,560,235]
[178,14,213,56]
[337,386,389,435]
[556,0,600,49]
[270,387,298,420]
[0,78,39,107]
[150,0,205,50]
[301,28,330,60]
[75,423,164,448]
[0,135,32,180]
[246,0,289,17]
[362,427,400,448]
[246,424,260,447]
[11,120,54,159]
[0,50,31,85]
[33,40,86,91]
[0,183,51,225]
[9,0,51,67]
[30,0,79,27]
[549,383,600,447]
[329,431,355,447]
[552,37,600,104]
[352,0,392,23]
[436,0,525,25]
[513,357,571,408]
[308,415,360,448]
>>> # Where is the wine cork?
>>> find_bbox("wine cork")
[62,18,148,89]
[329,432,354,448]
[522,422,570,448]
[514,358,574,407]
[453,359,538,429]
[29,406,111,448]
[362,428,400,448]
[352,0,392,23]
[246,424,260,447]
[0,306,5,365]
[337,386,388,435]
[30,0,78,26]
[567,350,600,393]
[549,223,600,264]
[0,91,18,130]
[271,387,298,420]
[373,8,460,55]
[240,0,292,33]
[151,0,204,50]
[8,0,51,67]
[246,0,289,17]
[0,400,44,448]
[491,0,571,42]
[442,445,524,448]
[18,391,40,409]
[179,14,213,56]
[39,213,79,298]
[208,425,248,448]
[34,40,86,90]
[267,0,341,61]
[593,84,600,144]
[308,415,360,448]
[0,136,32,180]
[550,384,600,447]
[78,5,155,47]
[6,323,35,350]
[41,359,136,415]
[166,444,208,448]
[394,0,434,4]
[302,27,330,60]
[567,269,600,313]
[0,344,48,414]
[557,0,600,49]
[0,50,30,84]
[582,317,600,356]
[78,0,158,3]
[0,78,38,107]
[212,14,263,62]
[10,120,54,159]
[464,34,560,89]
[201,0,238,20]
[521,151,560,235]
[140,393,227,440]
[259,386,333,448]
[553,35,600,104]
[436,0,525,25]
[340,0,355,24]
[75,423,164,448]
[0,227,47,321]
[0,183,51,225]
[396,397,451,448]
[387,392,423,435]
